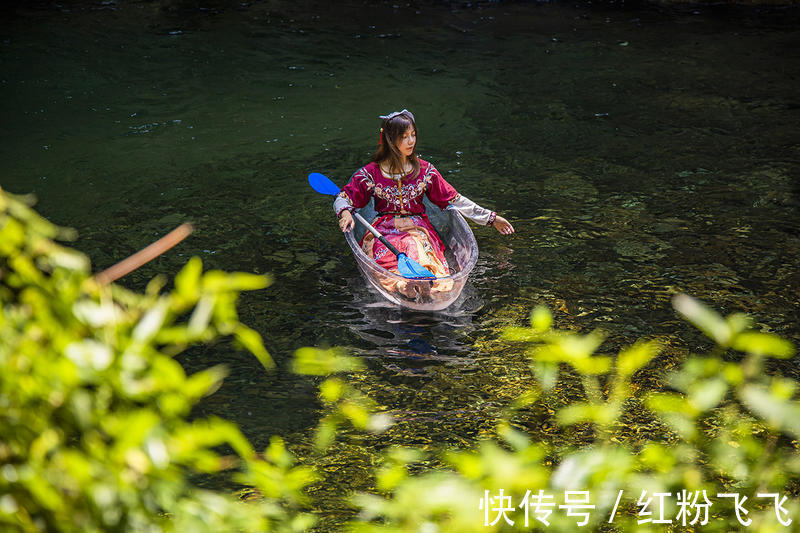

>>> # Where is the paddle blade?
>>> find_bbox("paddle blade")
[308,172,341,196]
[397,253,437,280]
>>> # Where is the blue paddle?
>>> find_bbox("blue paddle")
[308,172,436,280]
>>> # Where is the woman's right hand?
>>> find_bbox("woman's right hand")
[492,215,515,235]
[338,210,355,232]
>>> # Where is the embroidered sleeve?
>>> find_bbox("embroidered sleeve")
[446,194,496,225]
[333,191,353,218]
[334,167,374,217]
[423,163,459,209]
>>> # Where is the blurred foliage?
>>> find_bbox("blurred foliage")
[3,186,800,531]
[0,188,319,532]
[347,300,800,531]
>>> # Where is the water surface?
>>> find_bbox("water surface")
[2,0,799,527]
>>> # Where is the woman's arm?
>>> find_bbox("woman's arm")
[333,167,373,232]
[424,162,515,235]
[333,192,354,218]
[447,195,514,234]
[446,195,496,226]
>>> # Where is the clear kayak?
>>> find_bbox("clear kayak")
[344,198,478,311]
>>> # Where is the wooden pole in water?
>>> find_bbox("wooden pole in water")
[94,223,194,286]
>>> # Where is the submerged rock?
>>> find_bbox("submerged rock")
[614,236,672,261]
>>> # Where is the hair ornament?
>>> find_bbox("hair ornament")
[379,109,414,122]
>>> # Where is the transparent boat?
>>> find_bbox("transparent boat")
[344,198,479,311]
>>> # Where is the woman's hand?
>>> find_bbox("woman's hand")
[338,210,355,232]
[493,215,515,235]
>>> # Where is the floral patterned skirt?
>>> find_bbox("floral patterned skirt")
[359,213,453,294]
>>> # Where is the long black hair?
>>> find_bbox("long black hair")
[371,110,420,178]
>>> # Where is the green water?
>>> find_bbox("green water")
[2,0,799,527]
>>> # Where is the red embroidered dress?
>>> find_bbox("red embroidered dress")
[336,159,458,278]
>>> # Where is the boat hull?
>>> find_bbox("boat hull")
[344,198,478,311]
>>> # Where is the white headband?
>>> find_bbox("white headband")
[379,109,414,122]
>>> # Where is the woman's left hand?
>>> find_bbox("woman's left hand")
[493,215,515,235]
[338,210,355,232]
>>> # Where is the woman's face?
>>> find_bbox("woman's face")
[395,126,416,158]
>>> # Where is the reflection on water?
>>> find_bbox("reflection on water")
[2,0,799,528]
[343,272,483,377]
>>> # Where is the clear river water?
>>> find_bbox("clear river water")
[2,0,799,528]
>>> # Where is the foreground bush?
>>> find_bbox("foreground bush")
[348,298,799,531]
[2,187,798,531]
[0,189,319,532]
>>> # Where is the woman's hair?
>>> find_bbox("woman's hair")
[371,111,420,178]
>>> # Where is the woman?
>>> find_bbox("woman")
[334,109,514,294]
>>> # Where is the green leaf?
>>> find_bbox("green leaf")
[501,326,540,342]
[227,272,272,291]
[646,392,697,416]
[617,340,662,377]
[639,443,678,473]
[72,299,122,328]
[497,422,531,451]
[1,189,292,530]
[557,402,618,426]
[657,412,697,440]
[770,378,797,400]
[725,313,751,337]
[65,339,113,372]
[531,361,558,391]
[646,393,698,439]
[446,450,483,479]
[183,365,227,400]
[132,298,169,343]
[732,331,794,359]
[559,330,606,360]
[292,347,363,376]
[366,412,394,434]
[264,436,292,468]
[386,447,425,465]
[572,355,612,375]
[188,295,214,335]
[234,325,274,369]
[314,418,338,451]
[739,384,800,439]
[672,294,732,346]
[340,400,370,429]
[551,446,634,490]
[174,256,203,303]
[723,363,744,386]
[211,292,239,329]
[319,378,344,404]
[530,306,553,332]
[532,330,606,372]
[687,378,729,411]
[0,217,26,254]
[30,429,61,463]
[202,271,271,293]
[376,464,408,491]
[43,244,89,272]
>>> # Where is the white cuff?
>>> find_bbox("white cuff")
[333,194,353,218]
[446,194,496,226]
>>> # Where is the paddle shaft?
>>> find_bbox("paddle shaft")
[352,211,403,257]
